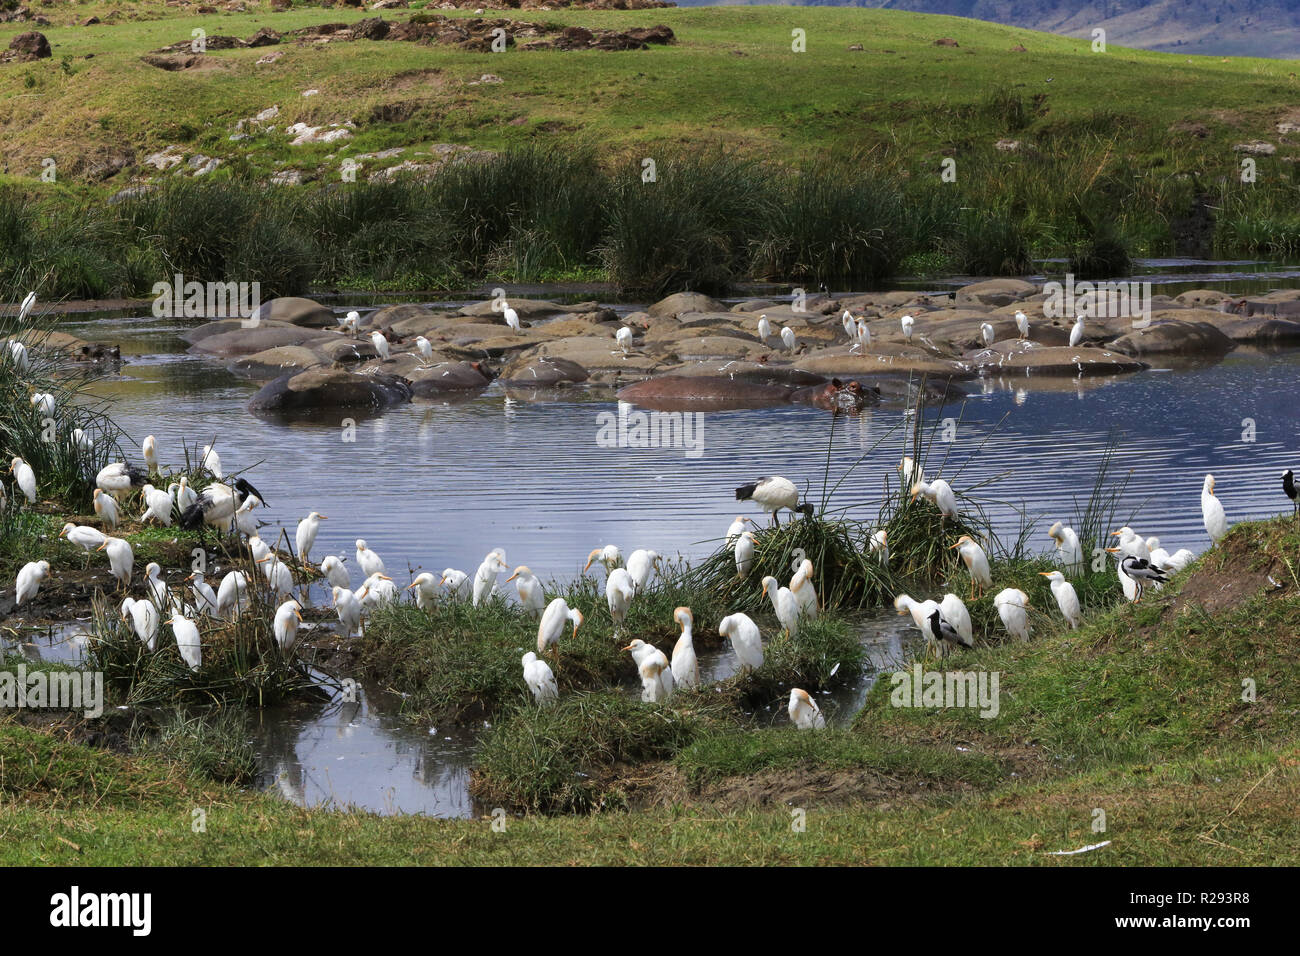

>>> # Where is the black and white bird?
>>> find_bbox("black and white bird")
[734,476,814,526]
[1283,469,1298,514]
[95,462,148,500]
[926,609,973,653]
[180,477,268,531]
[1109,551,1169,603]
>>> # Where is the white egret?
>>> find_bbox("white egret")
[870,529,889,566]
[97,536,134,589]
[217,570,249,620]
[980,322,995,348]
[951,535,992,598]
[521,652,558,706]
[894,592,941,638]
[370,330,390,361]
[788,688,825,730]
[911,478,958,518]
[142,435,159,474]
[407,572,441,610]
[537,597,583,662]
[320,555,351,590]
[415,336,434,365]
[296,512,327,565]
[170,614,202,672]
[355,539,386,578]
[332,585,363,636]
[506,565,546,618]
[841,310,856,339]
[623,639,674,703]
[734,530,756,578]
[898,456,921,487]
[18,290,36,323]
[59,522,105,566]
[761,575,801,637]
[200,444,223,478]
[1047,521,1084,575]
[626,549,660,593]
[140,484,174,526]
[725,515,753,546]
[274,599,304,653]
[605,567,636,629]
[616,325,634,354]
[10,457,36,503]
[734,475,813,526]
[856,318,871,349]
[671,606,698,689]
[583,544,622,574]
[718,612,763,673]
[939,593,973,648]
[1015,310,1029,340]
[1111,527,1150,560]
[790,557,818,619]
[1202,474,1228,542]
[30,392,55,417]
[993,588,1031,641]
[1039,571,1081,629]
[15,560,49,606]
[8,339,28,371]
[503,301,521,333]
[121,597,160,651]
[900,314,914,342]
[71,428,92,451]
[780,326,796,351]
[340,310,360,334]
[1069,316,1085,347]
[142,562,168,608]
[186,572,220,618]
[174,477,197,514]
[440,568,471,600]
[757,314,772,344]
[472,550,508,606]
[258,554,296,602]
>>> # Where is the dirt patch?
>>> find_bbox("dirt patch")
[1162,526,1286,620]
[141,53,231,72]
[0,708,147,755]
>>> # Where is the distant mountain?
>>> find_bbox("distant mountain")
[676,1,1300,58]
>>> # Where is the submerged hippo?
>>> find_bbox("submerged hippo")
[616,373,878,413]
[789,378,882,413]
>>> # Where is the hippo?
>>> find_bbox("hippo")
[616,374,796,411]
[408,360,495,398]
[789,378,882,413]
[247,367,412,412]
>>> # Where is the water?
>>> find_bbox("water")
[47,267,1300,816]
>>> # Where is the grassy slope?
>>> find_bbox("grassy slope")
[3,516,1298,865]
[1,4,1297,183]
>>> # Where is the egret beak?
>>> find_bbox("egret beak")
[294,610,302,622]
[1038,572,1053,578]
[96,541,109,551]
[621,643,634,652]
[505,572,519,583]
[1110,531,1122,537]
[58,527,68,538]
[949,541,961,549]
[1105,547,1120,554]
[257,555,269,564]
[583,549,600,573]
[319,515,329,520]
[406,582,418,590]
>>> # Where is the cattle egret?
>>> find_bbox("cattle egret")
[200,445,223,478]
[10,457,36,503]
[1039,571,1081,629]
[15,560,49,606]
[1047,521,1084,574]
[440,568,471,600]
[583,544,622,574]
[472,550,508,606]
[790,556,818,619]
[503,301,521,332]
[993,588,1031,641]
[616,325,634,354]
[122,597,160,651]
[900,314,914,342]
[407,572,440,610]
[870,529,889,565]
[142,435,159,474]
[911,478,958,518]
[718,612,763,673]
[980,322,995,348]
[761,575,801,637]
[217,570,249,620]
[274,599,303,653]
[757,315,772,343]
[97,537,134,589]
[1015,310,1029,340]
[506,565,546,617]
[788,688,825,730]
[537,598,583,661]
[522,652,558,706]
[187,572,220,618]
[296,512,327,565]
[623,639,674,703]
[170,614,201,672]
[671,606,698,689]
[59,523,105,566]
[1069,316,1085,347]
[1202,474,1228,542]
[626,549,660,593]
[725,516,753,546]
[415,336,434,364]
[332,586,363,636]
[605,567,635,630]
[140,484,174,526]
[951,535,992,598]
[320,555,351,590]
[938,593,973,650]
[355,539,386,578]
[780,326,796,351]
[370,331,390,361]
[734,530,756,578]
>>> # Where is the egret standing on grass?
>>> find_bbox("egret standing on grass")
[537,598,583,664]
[274,599,303,653]
[605,567,635,630]
[142,435,159,474]
[407,572,440,611]
[296,512,327,566]
[951,535,992,598]
[671,607,698,689]
[97,537,134,589]
[735,476,814,527]
[58,523,105,567]
[584,544,622,574]
[626,549,660,593]
[870,529,889,566]
[440,568,471,600]
[939,593,973,649]
[718,612,763,673]
[734,530,756,578]
[121,598,160,651]
[187,572,219,618]
[332,586,363,637]
[761,575,801,638]
[790,557,818,620]
[1047,521,1084,575]
[506,565,546,618]
[1202,474,1228,542]
[993,588,1031,641]
[140,484,174,526]
[1039,571,1081,629]
[911,478,958,519]
[170,614,201,672]
[200,444,223,478]
[10,457,36,504]
[15,560,49,606]
[521,652,558,706]
[624,640,675,703]
[472,550,508,606]
[217,570,249,621]
[725,516,753,546]
[18,291,36,323]
[788,688,825,730]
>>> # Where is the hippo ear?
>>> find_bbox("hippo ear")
[831,378,843,388]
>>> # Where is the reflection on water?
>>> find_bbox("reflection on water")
[47,274,1300,816]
